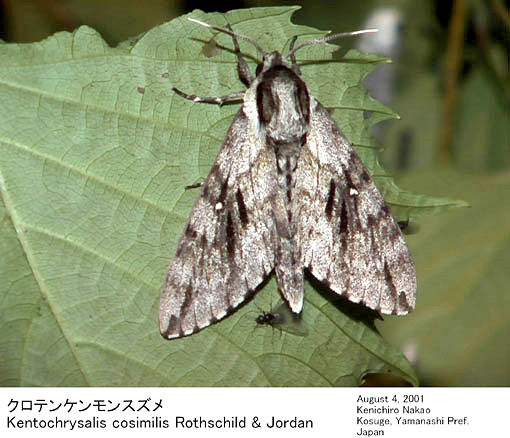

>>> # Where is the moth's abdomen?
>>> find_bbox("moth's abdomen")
[273,146,303,314]
[275,236,304,314]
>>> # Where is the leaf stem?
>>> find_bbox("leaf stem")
[439,0,467,165]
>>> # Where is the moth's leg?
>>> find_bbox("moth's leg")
[185,181,203,190]
[227,24,254,87]
[173,87,244,106]
[288,35,302,75]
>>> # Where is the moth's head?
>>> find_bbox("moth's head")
[256,51,289,76]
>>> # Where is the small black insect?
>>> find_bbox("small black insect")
[255,302,308,337]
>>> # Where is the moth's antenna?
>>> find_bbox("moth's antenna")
[188,18,265,56]
[286,28,378,60]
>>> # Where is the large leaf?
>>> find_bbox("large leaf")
[0,7,465,386]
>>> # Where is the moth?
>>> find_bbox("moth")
[256,301,309,337]
[159,18,417,339]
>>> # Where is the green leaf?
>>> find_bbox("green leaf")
[454,65,510,171]
[0,6,465,387]
[380,169,510,386]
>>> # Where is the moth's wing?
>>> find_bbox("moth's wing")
[295,100,416,315]
[160,110,278,339]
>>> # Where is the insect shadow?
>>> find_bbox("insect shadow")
[307,274,383,334]
[190,37,261,65]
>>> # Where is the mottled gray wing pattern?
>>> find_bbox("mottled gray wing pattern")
[159,110,279,338]
[294,100,416,315]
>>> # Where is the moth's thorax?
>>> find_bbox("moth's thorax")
[255,56,310,147]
